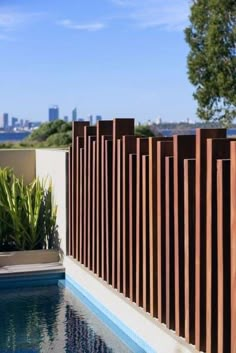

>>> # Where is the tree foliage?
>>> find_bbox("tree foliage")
[185,0,236,125]
[28,120,72,143]
[135,125,155,137]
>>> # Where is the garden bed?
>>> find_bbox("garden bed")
[0,249,59,267]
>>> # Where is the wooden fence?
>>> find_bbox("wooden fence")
[68,119,236,353]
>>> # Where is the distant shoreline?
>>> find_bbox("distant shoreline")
[0,131,31,142]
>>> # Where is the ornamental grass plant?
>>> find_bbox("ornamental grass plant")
[0,168,57,251]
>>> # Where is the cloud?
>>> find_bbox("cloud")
[110,0,189,31]
[0,8,44,31]
[58,19,105,32]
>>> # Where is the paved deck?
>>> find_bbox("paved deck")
[0,262,65,277]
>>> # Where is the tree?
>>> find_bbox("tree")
[185,0,236,126]
[135,125,155,137]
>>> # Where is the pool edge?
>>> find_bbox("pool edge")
[64,256,200,353]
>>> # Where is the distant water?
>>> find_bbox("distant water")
[160,128,236,137]
[0,132,31,142]
[0,129,236,143]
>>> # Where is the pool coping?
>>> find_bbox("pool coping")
[64,256,201,353]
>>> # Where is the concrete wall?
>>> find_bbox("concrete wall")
[36,149,68,258]
[0,149,35,184]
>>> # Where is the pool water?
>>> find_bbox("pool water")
[0,284,133,353]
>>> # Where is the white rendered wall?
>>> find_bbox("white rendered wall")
[0,149,35,184]
[36,149,68,258]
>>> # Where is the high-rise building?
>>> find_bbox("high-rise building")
[72,108,77,122]
[3,113,8,130]
[49,105,59,122]
[11,117,18,128]
[0,113,9,130]
[64,116,69,122]
[88,115,93,125]
[96,115,102,123]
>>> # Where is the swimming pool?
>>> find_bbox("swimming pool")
[0,281,134,353]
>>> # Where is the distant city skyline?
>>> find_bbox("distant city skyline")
[0,0,197,123]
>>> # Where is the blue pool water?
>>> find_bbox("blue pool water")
[0,284,133,353]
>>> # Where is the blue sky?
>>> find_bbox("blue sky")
[0,0,197,123]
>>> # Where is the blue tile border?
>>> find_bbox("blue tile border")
[0,272,65,289]
[61,275,156,353]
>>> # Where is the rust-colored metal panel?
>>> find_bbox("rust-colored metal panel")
[157,140,173,323]
[136,138,149,307]
[231,142,236,353]
[129,154,137,302]
[122,135,136,297]
[184,158,196,344]
[71,122,89,258]
[217,159,230,353]
[83,126,96,268]
[96,121,113,277]
[79,148,84,264]
[206,138,232,353]
[75,137,84,261]
[149,136,172,318]
[68,146,72,256]
[195,128,226,352]
[165,156,175,330]
[101,135,112,281]
[117,139,123,293]
[142,155,150,312]
[92,141,97,273]
[112,119,135,288]
[173,135,195,337]
[87,135,96,270]
[105,140,113,285]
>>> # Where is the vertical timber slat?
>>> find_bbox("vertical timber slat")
[195,128,226,352]
[231,141,236,353]
[142,155,150,312]
[87,135,96,270]
[217,159,230,353]
[122,135,136,297]
[112,119,134,288]
[173,135,195,336]
[157,140,173,323]
[79,148,84,264]
[96,121,113,277]
[136,138,149,307]
[84,126,96,267]
[129,154,137,302]
[105,140,113,285]
[165,156,175,330]
[206,138,232,353]
[72,122,89,258]
[184,158,196,344]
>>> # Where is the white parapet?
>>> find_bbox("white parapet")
[36,149,68,258]
[0,149,36,184]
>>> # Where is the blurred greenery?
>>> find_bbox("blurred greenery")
[0,120,72,149]
[0,120,163,149]
[0,168,58,251]
[135,124,156,137]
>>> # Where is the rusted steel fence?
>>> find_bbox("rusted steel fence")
[68,119,235,353]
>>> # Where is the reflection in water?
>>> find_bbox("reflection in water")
[65,304,112,353]
[0,285,62,352]
[0,284,131,353]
